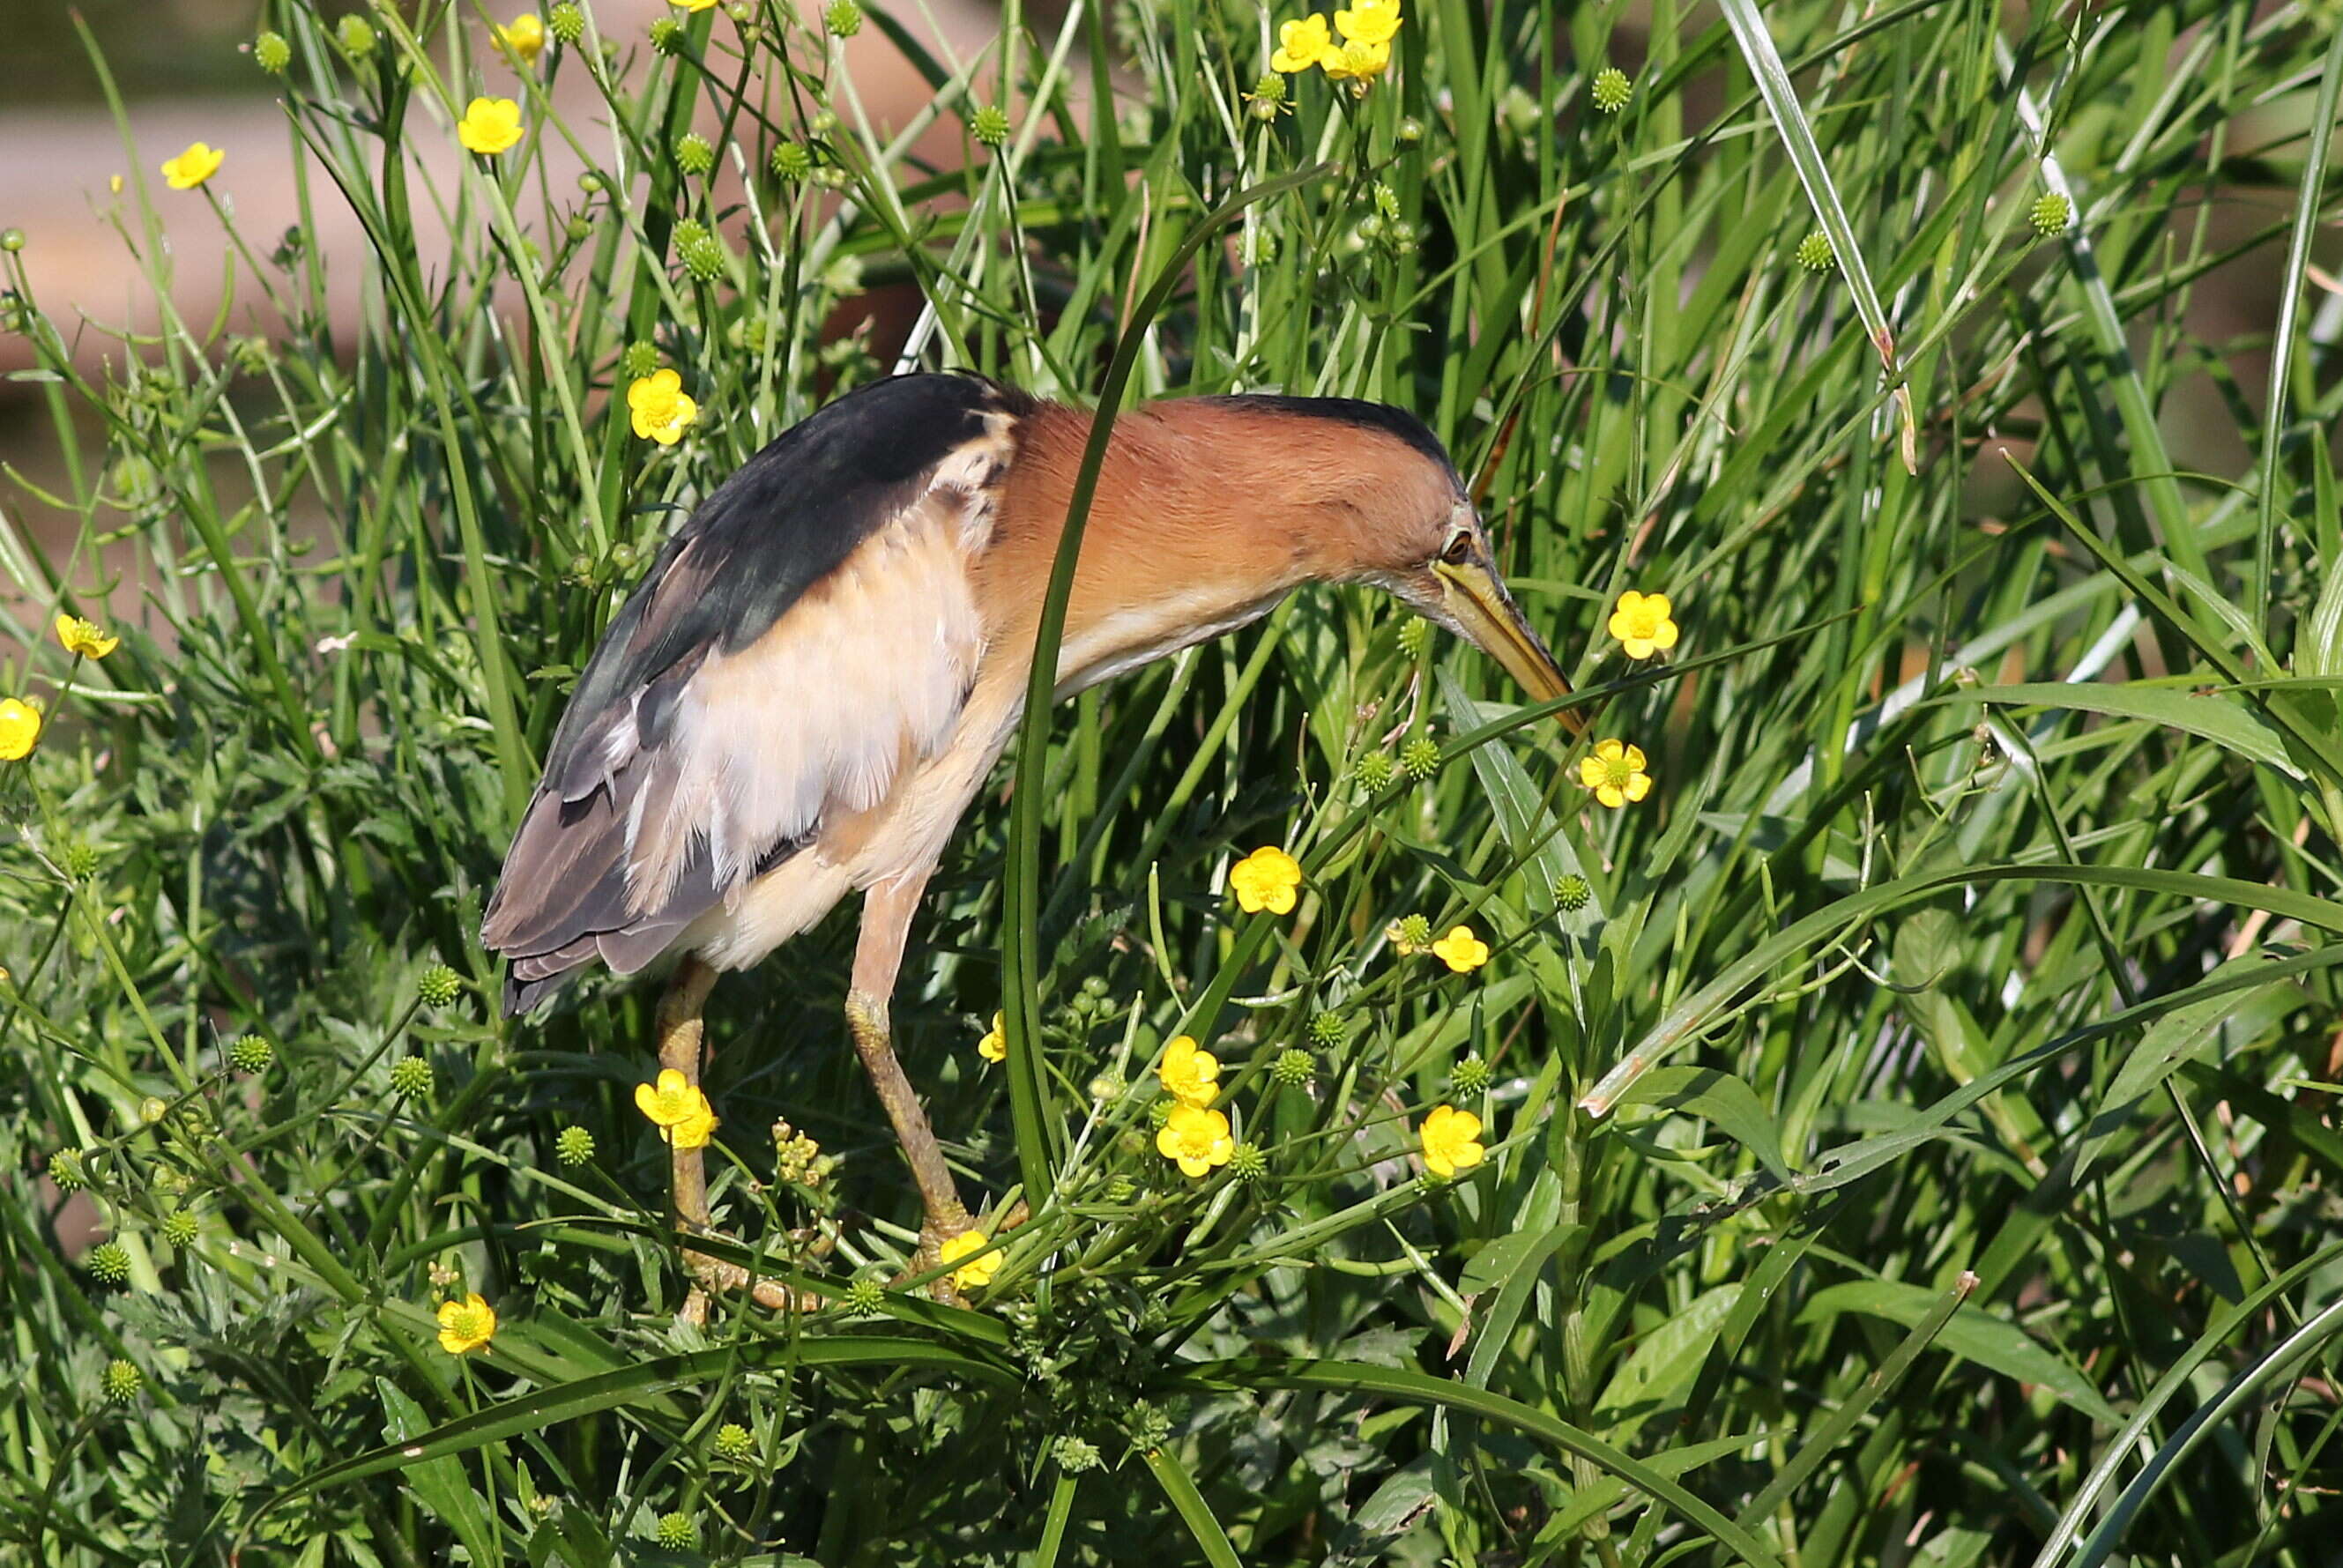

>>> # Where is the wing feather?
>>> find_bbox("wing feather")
[483,373,1023,1013]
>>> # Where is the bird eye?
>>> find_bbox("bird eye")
[1439,530,1475,565]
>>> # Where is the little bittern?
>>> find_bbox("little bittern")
[481,373,1578,1294]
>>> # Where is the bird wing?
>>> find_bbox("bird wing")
[482,374,1026,1013]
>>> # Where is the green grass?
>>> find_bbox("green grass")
[4,0,2342,1561]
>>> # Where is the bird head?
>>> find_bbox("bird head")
[1378,498,1580,732]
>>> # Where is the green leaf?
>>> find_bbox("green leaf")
[1461,1224,1572,1300]
[1797,1281,2119,1426]
[2077,955,2300,1179]
[1945,683,2301,778]
[1193,1357,1784,1567]
[1585,864,2343,1114]
[1595,1284,1744,1430]
[1618,1066,1792,1178]
[1141,1445,1242,1568]
[1891,907,1962,991]
[1713,0,1913,469]
[259,1337,1015,1527]
[377,1379,500,1568]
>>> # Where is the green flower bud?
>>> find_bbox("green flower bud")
[1795,229,1835,273]
[1396,618,1432,659]
[1086,1071,1126,1104]
[139,1096,168,1126]
[254,30,291,74]
[1393,912,1433,950]
[417,963,463,1007]
[1103,1174,1135,1203]
[1229,1141,1268,1182]
[823,0,863,35]
[713,1422,755,1460]
[1591,66,1632,115]
[648,17,681,53]
[0,228,24,253]
[337,14,377,58]
[556,1125,596,1165]
[88,1240,131,1285]
[1053,1435,1103,1472]
[621,340,660,378]
[674,131,716,176]
[1306,1012,1346,1049]
[672,217,709,249]
[161,1208,198,1248]
[1271,1047,1314,1088]
[1450,1055,1491,1096]
[655,1512,696,1549]
[1125,1399,1172,1450]
[102,1358,143,1403]
[389,1056,435,1100]
[548,4,585,45]
[1395,115,1424,145]
[971,104,1010,147]
[2030,190,2072,237]
[770,141,813,181]
[1354,751,1395,791]
[61,840,100,881]
[1401,736,1441,781]
[227,1034,274,1074]
[51,1147,87,1192]
[680,233,725,282]
[844,1276,887,1314]
[1552,873,1592,912]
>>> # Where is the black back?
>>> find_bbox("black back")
[1201,393,1460,481]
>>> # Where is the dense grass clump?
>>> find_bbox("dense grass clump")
[3,0,2341,1561]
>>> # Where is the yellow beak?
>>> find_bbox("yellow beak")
[1433,557,1583,734]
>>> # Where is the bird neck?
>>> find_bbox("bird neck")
[979,397,1446,697]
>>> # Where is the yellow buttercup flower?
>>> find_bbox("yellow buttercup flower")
[495,12,547,63]
[1333,0,1402,46]
[435,1291,497,1354]
[0,699,41,762]
[160,142,225,190]
[671,0,720,9]
[628,369,699,445]
[1429,925,1491,974]
[635,1067,718,1150]
[1319,37,1391,84]
[55,614,120,660]
[1578,739,1652,809]
[1229,844,1303,915]
[977,1011,1007,1062]
[1418,1104,1484,1178]
[1270,14,1332,73]
[938,1230,1001,1290]
[1607,591,1679,659]
[1155,1036,1220,1108]
[1157,1104,1235,1178]
[457,97,525,155]
[668,1104,718,1150]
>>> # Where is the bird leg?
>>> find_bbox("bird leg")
[845,872,973,1286]
[654,957,815,1319]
